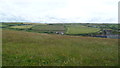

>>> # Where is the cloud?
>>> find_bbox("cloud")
[0,0,119,23]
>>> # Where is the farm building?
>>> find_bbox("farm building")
[55,32,64,35]
[103,29,112,35]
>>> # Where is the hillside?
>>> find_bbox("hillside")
[2,29,118,66]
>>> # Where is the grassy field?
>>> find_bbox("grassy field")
[32,25,65,33]
[2,29,118,66]
[66,25,100,34]
[0,24,2,27]
[0,24,8,28]
[10,25,34,29]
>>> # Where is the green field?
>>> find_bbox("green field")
[2,29,118,66]
[0,24,8,28]
[66,25,100,34]
[10,25,34,29]
[32,25,65,32]
[0,24,2,27]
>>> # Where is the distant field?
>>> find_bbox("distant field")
[0,24,2,27]
[10,25,34,29]
[66,25,100,34]
[0,24,8,28]
[2,30,118,66]
[3,23,117,35]
[32,25,65,32]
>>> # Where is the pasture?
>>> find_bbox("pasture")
[32,25,65,33]
[0,24,8,28]
[2,29,118,66]
[66,25,100,34]
[10,25,34,29]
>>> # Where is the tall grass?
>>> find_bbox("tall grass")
[2,30,118,66]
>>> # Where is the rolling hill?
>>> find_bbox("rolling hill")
[2,29,118,66]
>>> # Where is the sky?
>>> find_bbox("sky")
[0,0,119,23]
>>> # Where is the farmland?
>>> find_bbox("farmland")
[32,25,65,33]
[2,29,118,66]
[10,25,34,29]
[1,23,101,35]
[0,24,8,28]
[2,23,119,36]
[66,25,100,34]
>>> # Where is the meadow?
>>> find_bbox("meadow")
[2,29,118,66]
[0,24,8,28]
[31,25,65,33]
[10,25,34,29]
[66,25,100,34]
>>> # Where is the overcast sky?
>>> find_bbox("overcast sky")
[0,0,119,23]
